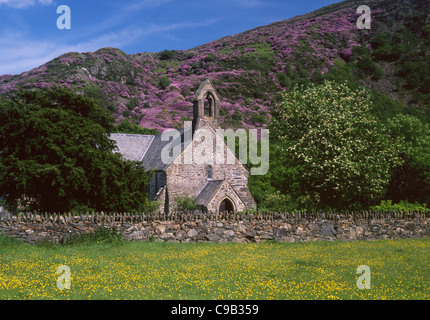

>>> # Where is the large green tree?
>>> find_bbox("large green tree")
[0,88,152,212]
[270,81,401,210]
[384,114,430,204]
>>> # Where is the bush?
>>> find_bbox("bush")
[369,90,404,121]
[250,113,267,124]
[158,77,171,90]
[126,98,139,110]
[159,50,176,61]
[204,54,216,63]
[356,55,377,75]
[70,202,96,213]
[174,194,197,213]
[370,200,429,213]
[0,197,8,212]
[352,45,371,58]
[145,200,161,214]
[372,66,384,80]
[373,44,403,62]
[259,191,316,212]
[231,111,242,121]
[114,120,159,135]
[122,110,132,117]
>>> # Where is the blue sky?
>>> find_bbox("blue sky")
[0,0,341,75]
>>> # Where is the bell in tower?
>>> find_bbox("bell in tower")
[192,78,220,132]
[203,92,215,117]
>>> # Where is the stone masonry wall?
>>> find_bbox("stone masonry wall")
[164,120,256,213]
[0,211,429,244]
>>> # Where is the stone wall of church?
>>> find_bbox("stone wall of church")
[214,163,254,209]
[164,122,256,212]
[166,161,252,211]
[165,162,207,207]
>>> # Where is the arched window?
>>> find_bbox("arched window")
[207,165,213,180]
[203,92,214,117]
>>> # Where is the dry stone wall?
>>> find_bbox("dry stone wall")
[0,211,429,244]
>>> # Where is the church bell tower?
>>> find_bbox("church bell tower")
[192,78,220,133]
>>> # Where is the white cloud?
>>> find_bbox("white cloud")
[0,18,219,75]
[0,0,53,8]
[225,0,264,8]
[124,0,175,11]
[0,29,132,74]
[143,19,219,34]
[72,0,177,45]
[0,0,220,74]
[0,38,72,74]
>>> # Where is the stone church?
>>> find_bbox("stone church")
[110,79,256,213]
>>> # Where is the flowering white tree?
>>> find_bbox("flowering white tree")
[271,81,401,209]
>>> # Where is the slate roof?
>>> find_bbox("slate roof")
[110,133,154,161]
[110,129,193,171]
[141,129,192,171]
[195,180,224,206]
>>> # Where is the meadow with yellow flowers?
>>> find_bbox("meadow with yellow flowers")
[0,235,428,300]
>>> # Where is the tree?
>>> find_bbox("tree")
[357,56,377,75]
[248,139,315,211]
[384,114,430,204]
[114,119,160,135]
[0,88,152,213]
[270,81,401,210]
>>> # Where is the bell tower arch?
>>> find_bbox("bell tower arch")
[192,78,220,132]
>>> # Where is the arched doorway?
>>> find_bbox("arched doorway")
[219,198,235,213]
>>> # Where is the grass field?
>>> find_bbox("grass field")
[0,235,428,300]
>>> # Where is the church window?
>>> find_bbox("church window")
[207,165,213,180]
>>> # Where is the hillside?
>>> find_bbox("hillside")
[0,0,429,131]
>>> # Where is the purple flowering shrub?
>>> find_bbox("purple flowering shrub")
[0,0,427,131]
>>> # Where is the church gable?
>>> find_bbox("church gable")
[170,121,247,171]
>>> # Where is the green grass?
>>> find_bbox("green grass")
[0,235,428,300]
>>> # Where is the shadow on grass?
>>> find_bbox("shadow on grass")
[1,226,124,249]
[0,233,23,247]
